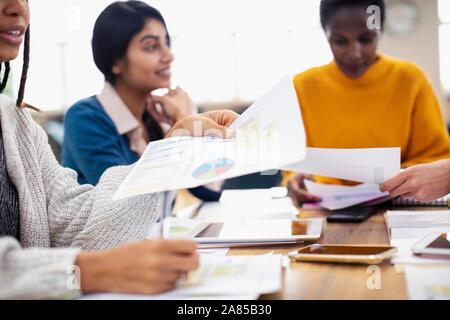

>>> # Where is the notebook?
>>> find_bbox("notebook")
[391,194,450,207]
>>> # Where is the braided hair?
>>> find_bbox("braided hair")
[0,0,36,111]
[0,61,10,93]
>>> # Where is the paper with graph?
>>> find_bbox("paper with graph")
[81,254,282,300]
[175,254,282,296]
[113,75,306,199]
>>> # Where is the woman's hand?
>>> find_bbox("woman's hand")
[149,87,194,125]
[287,173,322,206]
[166,110,239,139]
[75,239,199,295]
[379,159,450,202]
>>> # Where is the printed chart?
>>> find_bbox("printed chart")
[192,157,235,180]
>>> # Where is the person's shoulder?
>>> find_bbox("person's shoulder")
[293,63,333,85]
[64,96,114,129]
[382,55,428,82]
[0,94,35,127]
[66,96,104,116]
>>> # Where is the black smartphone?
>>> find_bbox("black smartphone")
[326,206,378,223]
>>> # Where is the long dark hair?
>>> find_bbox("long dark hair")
[92,1,171,141]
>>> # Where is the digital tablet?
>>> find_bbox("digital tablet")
[412,232,450,259]
[163,217,323,244]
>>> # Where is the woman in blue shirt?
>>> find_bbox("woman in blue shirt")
[62,1,222,201]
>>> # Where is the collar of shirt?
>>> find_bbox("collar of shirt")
[97,82,148,156]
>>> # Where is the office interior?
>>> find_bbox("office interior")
[1,0,450,189]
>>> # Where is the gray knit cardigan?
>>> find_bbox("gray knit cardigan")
[0,94,160,299]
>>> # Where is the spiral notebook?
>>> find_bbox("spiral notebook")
[391,194,450,207]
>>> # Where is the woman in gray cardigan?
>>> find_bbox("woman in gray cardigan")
[0,0,237,299]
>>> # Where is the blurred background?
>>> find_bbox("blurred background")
[0,0,449,183]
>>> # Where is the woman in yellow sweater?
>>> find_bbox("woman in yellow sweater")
[286,0,450,205]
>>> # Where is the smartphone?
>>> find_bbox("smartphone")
[326,206,378,223]
[412,232,450,259]
[288,244,397,264]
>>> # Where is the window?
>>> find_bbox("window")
[10,0,332,111]
[439,0,450,93]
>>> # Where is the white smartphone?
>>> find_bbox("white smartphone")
[412,232,450,259]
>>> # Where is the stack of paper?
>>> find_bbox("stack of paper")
[81,254,282,300]
[304,180,390,210]
[385,211,450,239]
[385,210,450,264]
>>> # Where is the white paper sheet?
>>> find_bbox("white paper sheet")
[404,265,450,300]
[283,147,401,184]
[196,188,297,221]
[82,292,259,300]
[196,201,297,221]
[81,255,281,300]
[113,75,306,199]
[304,180,390,210]
[175,255,282,296]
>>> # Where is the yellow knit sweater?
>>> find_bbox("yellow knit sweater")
[283,54,450,185]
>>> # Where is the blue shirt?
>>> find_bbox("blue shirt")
[62,96,140,185]
[62,95,222,201]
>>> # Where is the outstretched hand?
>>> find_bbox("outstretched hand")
[379,159,450,202]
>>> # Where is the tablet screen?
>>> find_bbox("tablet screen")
[195,220,310,238]
[426,234,450,249]
[195,219,302,240]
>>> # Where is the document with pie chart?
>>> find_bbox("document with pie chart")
[113,75,307,199]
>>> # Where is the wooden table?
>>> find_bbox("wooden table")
[172,190,444,300]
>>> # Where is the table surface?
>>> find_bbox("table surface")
[172,189,447,300]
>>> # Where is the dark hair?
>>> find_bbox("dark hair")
[92,0,170,84]
[320,0,385,30]
[0,26,31,109]
[92,1,170,141]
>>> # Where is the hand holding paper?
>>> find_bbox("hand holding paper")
[114,75,306,199]
[283,147,401,185]
[167,110,239,139]
[113,75,401,200]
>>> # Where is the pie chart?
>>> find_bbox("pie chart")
[192,157,235,180]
